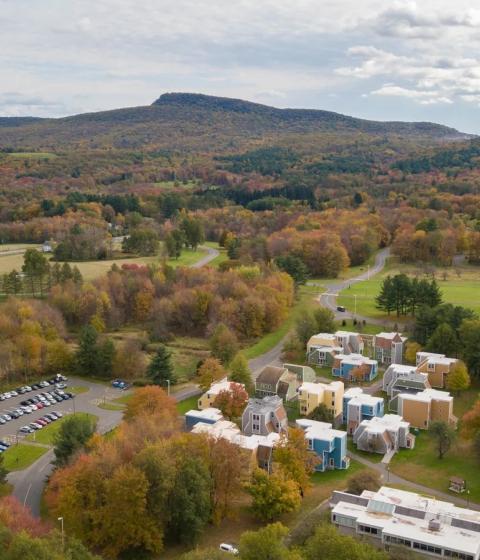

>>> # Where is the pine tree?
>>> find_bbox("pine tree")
[98,337,116,379]
[147,344,176,386]
[375,276,395,314]
[76,325,100,377]
[426,323,458,356]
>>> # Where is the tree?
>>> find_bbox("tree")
[446,361,470,393]
[346,470,381,495]
[246,469,301,521]
[461,399,480,439]
[304,523,388,560]
[75,325,99,377]
[274,255,309,286]
[179,549,230,560]
[308,403,333,423]
[430,421,456,459]
[273,429,319,496]
[239,523,300,560]
[22,249,50,296]
[295,313,318,346]
[426,323,458,356]
[313,307,335,334]
[124,385,178,423]
[375,276,395,315]
[229,352,254,394]
[459,319,480,377]
[198,357,226,392]
[0,454,8,487]
[405,341,422,365]
[181,215,205,250]
[209,323,238,365]
[167,455,212,544]
[113,338,146,380]
[97,337,115,379]
[146,344,176,387]
[213,383,249,420]
[122,228,159,256]
[53,414,97,467]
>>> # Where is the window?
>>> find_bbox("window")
[253,424,259,431]
[428,363,435,370]
[307,439,313,450]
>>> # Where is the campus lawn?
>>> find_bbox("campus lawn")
[7,152,57,159]
[337,260,480,319]
[3,444,49,471]
[176,395,199,415]
[335,318,384,335]
[243,284,322,360]
[390,431,480,503]
[26,412,97,445]
[347,437,384,463]
[98,402,125,411]
[113,392,134,405]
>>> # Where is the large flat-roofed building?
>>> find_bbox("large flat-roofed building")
[331,486,480,560]
[392,388,457,429]
[298,381,344,419]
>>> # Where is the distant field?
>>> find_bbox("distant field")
[7,152,57,159]
[337,259,480,318]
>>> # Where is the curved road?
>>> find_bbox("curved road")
[191,245,220,268]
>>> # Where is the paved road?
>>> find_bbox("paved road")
[190,245,220,268]
[319,248,390,324]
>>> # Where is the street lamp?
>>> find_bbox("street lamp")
[166,379,170,396]
[58,517,64,550]
[467,490,470,508]
[386,465,390,483]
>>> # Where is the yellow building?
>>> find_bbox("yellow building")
[395,388,456,429]
[298,381,344,420]
[416,352,457,389]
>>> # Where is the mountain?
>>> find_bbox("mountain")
[0,92,470,152]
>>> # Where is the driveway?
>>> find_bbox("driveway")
[190,245,220,268]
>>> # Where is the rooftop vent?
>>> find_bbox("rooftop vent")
[429,519,441,532]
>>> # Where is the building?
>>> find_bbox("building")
[383,364,431,398]
[192,419,280,472]
[41,241,53,253]
[296,419,349,472]
[298,380,344,420]
[416,352,458,389]
[306,333,343,366]
[343,387,384,434]
[335,331,364,354]
[185,407,223,430]
[353,414,415,454]
[242,396,289,437]
[331,486,480,560]
[255,365,297,401]
[283,363,316,384]
[374,332,407,364]
[392,388,457,429]
[333,354,378,383]
[198,377,245,410]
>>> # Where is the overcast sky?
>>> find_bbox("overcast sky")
[1,0,480,132]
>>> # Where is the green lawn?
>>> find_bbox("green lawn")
[390,431,480,503]
[7,152,57,159]
[337,259,480,319]
[113,392,134,405]
[243,284,322,360]
[68,385,89,395]
[347,437,384,463]
[98,402,125,411]
[26,412,97,445]
[3,444,49,471]
[176,395,199,415]
[335,318,383,335]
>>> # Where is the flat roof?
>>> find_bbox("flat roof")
[400,388,452,403]
[335,330,360,337]
[345,388,383,405]
[192,420,280,450]
[299,381,343,394]
[358,414,409,433]
[185,407,223,421]
[337,353,377,366]
[376,332,404,339]
[296,419,346,441]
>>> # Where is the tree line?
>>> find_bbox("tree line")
[376,274,442,317]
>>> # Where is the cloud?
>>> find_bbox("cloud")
[371,85,452,105]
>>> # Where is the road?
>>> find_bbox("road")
[319,247,390,324]
[190,245,220,268]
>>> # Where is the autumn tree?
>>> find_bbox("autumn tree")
[209,323,238,365]
[113,338,147,380]
[462,399,480,439]
[198,357,226,392]
[346,470,381,495]
[239,523,300,560]
[246,468,301,521]
[146,344,176,387]
[426,323,458,356]
[430,421,456,459]
[405,341,422,364]
[53,414,97,467]
[229,352,254,394]
[213,383,249,420]
[124,385,177,423]
[446,361,470,393]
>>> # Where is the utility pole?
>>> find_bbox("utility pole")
[58,517,64,550]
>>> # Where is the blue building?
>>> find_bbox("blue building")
[342,387,384,434]
[296,419,349,472]
[185,407,223,430]
[332,353,378,382]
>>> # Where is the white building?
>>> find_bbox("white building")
[353,414,415,454]
[331,486,480,560]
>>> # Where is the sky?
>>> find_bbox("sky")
[1,0,480,133]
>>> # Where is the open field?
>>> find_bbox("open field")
[337,258,480,318]
[390,431,480,503]
[176,395,199,414]
[26,412,97,445]
[3,444,49,471]
[7,152,57,159]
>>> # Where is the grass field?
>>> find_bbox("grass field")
[243,284,322,360]
[337,259,480,319]
[3,444,49,471]
[98,402,125,411]
[176,395,199,415]
[7,152,57,159]
[26,412,97,445]
[390,431,480,503]
[166,337,210,383]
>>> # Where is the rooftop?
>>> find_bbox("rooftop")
[256,365,287,386]
[344,387,383,405]
[192,419,280,450]
[335,330,361,338]
[376,331,405,340]
[358,414,409,433]
[299,381,344,395]
[185,407,223,421]
[400,388,452,403]
[204,377,238,396]
[337,353,377,366]
[296,419,346,441]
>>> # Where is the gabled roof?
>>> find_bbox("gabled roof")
[256,366,287,386]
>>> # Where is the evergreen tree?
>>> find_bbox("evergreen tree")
[229,352,254,394]
[54,414,97,467]
[76,325,100,377]
[97,337,116,379]
[426,323,458,356]
[147,344,176,386]
[375,276,395,314]
[274,255,309,286]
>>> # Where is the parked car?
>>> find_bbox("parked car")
[336,305,346,312]
[20,426,34,434]
[219,544,239,555]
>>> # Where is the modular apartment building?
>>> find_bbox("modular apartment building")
[198,378,245,410]
[332,354,378,383]
[383,364,431,398]
[297,380,344,420]
[393,388,457,429]
[353,414,415,454]
[416,352,458,389]
[296,419,349,472]
[331,486,480,560]
[343,387,384,434]
[373,332,407,365]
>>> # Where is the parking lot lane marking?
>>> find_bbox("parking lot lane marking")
[23,483,32,506]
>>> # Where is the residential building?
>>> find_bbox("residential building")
[335,331,364,354]
[343,387,384,434]
[306,333,343,366]
[331,486,480,560]
[198,377,245,410]
[296,419,349,472]
[374,332,407,364]
[392,388,457,429]
[242,396,289,437]
[333,354,378,383]
[185,407,223,430]
[192,419,280,472]
[383,364,431,398]
[298,380,344,420]
[283,363,316,383]
[353,414,415,454]
[416,352,458,389]
[255,365,297,401]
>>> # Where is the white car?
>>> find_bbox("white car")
[219,544,239,555]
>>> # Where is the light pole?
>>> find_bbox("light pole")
[354,294,357,317]
[58,517,64,550]
[166,379,170,396]
[386,465,390,483]
[467,490,470,508]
